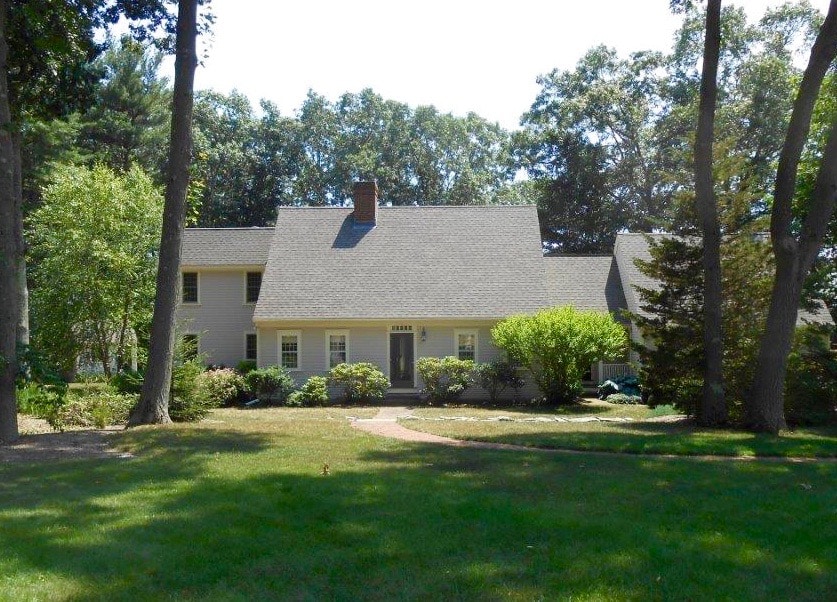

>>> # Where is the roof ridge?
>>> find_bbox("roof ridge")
[545,253,613,258]
[185,227,274,231]
[274,204,536,210]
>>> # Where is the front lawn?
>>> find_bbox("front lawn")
[408,401,837,458]
[1,407,835,600]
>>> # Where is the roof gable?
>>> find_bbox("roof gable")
[614,232,834,327]
[254,205,549,321]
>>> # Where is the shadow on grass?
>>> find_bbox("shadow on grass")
[430,421,837,458]
[0,426,835,600]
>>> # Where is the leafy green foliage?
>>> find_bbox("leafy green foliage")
[493,306,627,405]
[195,369,247,408]
[783,328,837,426]
[235,359,257,375]
[518,46,671,253]
[328,362,389,404]
[191,88,517,227]
[47,391,137,431]
[244,366,296,405]
[111,370,144,394]
[287,376,330,407]
[168,357,213,422]
[15,383,65,419]
[474,361,525,404]
[634,234,835,424]
[27,163,163,376]
[417,357,476,405]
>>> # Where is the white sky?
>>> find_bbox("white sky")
[182,0,830,131]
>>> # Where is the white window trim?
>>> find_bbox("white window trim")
[181,271,200,305]
[277,330,302,371]
[243,271,263,305]
[244,331,258,362]
[325,330,350,369]
[454,329,479,362]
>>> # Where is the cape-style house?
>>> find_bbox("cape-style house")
[176,182,833,394]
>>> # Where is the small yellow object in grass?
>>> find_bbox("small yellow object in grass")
[321,463,330,476]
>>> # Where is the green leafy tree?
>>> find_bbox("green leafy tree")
[1,0,199,441]
[27,164,163,376]
[492,307,627,405]
[518,46,672,252]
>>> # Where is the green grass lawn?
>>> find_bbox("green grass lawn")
[408,401,837,458]
[1,407,835,600]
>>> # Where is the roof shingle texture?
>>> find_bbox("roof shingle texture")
[182,228,273,266]
[254,206,549,320]
[545,256,626,313]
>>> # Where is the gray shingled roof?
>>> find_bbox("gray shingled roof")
[545,255,627,314]
[254,206,549,321]
[182,228,273,266]
[613,233,658,319]
[614,232,834,327]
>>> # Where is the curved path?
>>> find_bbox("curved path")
[351,406,834,463]
[352,406,537,451]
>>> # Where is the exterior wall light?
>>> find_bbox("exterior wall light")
[420,327,427,342]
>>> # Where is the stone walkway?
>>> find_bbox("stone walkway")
[352,407,569,452]
[350,406,835,462]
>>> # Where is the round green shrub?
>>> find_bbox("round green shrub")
[16,383,65,418]
[417,356,475,405]
[245,366,296,405]
[196,368,247,407]
[288,376,330,407]
[169,358,215,422]
[474,360,524,404]
[328,363,389,404]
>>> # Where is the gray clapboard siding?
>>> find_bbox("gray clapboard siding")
[176,270,257,367]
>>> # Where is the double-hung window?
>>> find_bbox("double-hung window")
[278,331,301,370]
[326,331,349,368]
[182,272,199,304]
[455,329,478,361]
[245,272,262,304]
[245,333,258,361]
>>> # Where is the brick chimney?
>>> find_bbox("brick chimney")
[352,181,378,225]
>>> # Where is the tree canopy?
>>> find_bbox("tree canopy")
[27,164,163,376]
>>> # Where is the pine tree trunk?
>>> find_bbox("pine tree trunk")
[0,0,19,443]
[128,0,198,426]
[694,0,727,426]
